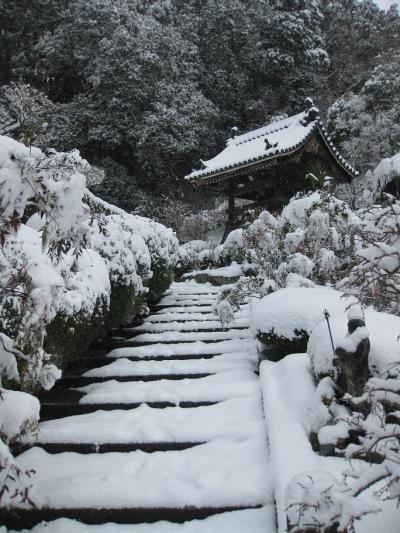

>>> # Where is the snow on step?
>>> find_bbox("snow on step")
[144,310,249,323]
[131,329,252,343]
[11,506,275,533]
[28,396,263,446]
[158,296,217,306]
[131,318,249,332]
[159,293,218,302]
[169,282,221,293]
[154,305,216,314]
[12,437,271,509]
[107,338,256,359]
[84,352,257,378]
[154,303,249,314]
[76,369,258,405]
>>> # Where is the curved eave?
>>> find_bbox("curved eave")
[188,125,318,188]
[316,120,359,181]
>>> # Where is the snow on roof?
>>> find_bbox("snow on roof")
[186,108,358,183]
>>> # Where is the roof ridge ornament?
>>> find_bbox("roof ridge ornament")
[301,97,320,126]
[230,126,240,139]
[264,137,278,151]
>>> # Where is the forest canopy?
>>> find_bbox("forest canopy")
[1,0,400,214]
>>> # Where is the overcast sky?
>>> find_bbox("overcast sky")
[375,0,400,9]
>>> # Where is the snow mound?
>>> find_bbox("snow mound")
[0,388,40,442]
[260,355,329,533]
[250,287,350,340]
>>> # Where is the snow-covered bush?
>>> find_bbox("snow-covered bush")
[85,192,179,303]
[0,388,39,508]
[356,152,400,207]
[216,229,247,267]
[341,197,400,314]
[285,469,378,533]
[0,135,92,390]
[179,205,226,243]
[88,212,150,327]
[175,240,213,277]
[250,287,350,359]
[216,190,361,331]
[131,216,178,300]
[246,190,360,286]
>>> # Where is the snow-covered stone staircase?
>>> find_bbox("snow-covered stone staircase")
[4,281,275,532]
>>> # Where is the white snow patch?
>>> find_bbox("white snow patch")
[250,287,351,339]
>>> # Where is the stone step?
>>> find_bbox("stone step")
[55,373,212,388]
[152,304,215,312]
[118,327,248,337]
[75,353,221,370]
[40,400,219,421]
[94,337,247,350]
[15,441,203,455]
[1,505,261,530]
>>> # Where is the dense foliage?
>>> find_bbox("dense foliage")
[1,0,399,213]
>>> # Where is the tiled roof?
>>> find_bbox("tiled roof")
[185,109,358,184]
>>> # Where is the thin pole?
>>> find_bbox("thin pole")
[323,309,336,359]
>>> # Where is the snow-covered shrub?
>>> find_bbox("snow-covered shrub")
[89,212,150,327]
[354,152,400,207]
[281,191,361,285]
[250,287,350,359]
[175,240,213,277]
[341,198,400,314]
[0,388,39,507]
[43,248,111,367]
[242,190,360,286]
[85,192,178,303]
[216,190,361,327]
[285,470,378,533]
[216,229,247,267]
[133,217,178,300]
[179,206,226,243]
[0,136,92,390]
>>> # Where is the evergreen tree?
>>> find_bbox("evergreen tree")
[328,53,400,172]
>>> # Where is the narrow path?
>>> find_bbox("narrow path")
[4,281,275,532]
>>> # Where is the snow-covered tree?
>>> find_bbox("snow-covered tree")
[0,83,53,145]
[327,53,400,173]
[319,0,400,108]
[255,0,329,112]
[342,197,400,314]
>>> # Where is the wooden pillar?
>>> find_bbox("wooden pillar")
[221,190,235,243]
